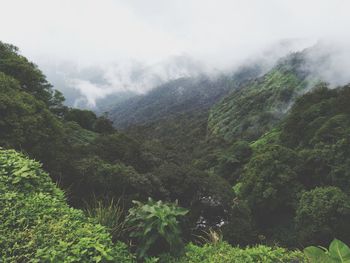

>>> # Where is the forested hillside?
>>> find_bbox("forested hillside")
[208,51,316,142]
[2,40,350,262]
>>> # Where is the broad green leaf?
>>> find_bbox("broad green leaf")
[329,239,350,262]
[304,246,330,263]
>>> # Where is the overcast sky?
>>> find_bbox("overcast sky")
[2,0,349,64]
[1,0,350,106]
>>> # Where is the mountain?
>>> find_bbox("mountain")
[108,64,263,129]
[207,42,346,143]
[208,51,315,142]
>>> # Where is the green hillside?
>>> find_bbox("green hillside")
[235,84,350,247]
[208,52,317,142]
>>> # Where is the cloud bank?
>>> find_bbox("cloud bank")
[1,0,350,106]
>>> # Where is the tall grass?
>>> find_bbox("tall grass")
[193,228,223,245]
[85,197,127,242]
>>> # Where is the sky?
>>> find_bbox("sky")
[1,0,350,107]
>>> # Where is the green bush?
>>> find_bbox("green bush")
[0,149,134,262]
[126,198,188,259]
[172,242,306,263]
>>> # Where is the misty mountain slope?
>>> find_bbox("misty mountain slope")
[108,76,230,129]
[207,51,317,142]
[108,64,263,129]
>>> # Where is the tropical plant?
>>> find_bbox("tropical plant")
[304,239,350,263]
[126,198,188,259]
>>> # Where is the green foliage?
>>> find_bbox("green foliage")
[221,200,256,246]
[304,239,350,263]
[281,83,339,148]
[0,72,65,165]
[0,41,59,107]
[239,145,302,219]
[0,149,134,262]
[172,242,306,263]
[64,121,98,145]
[250,129,281,150]
[91,132,148,172]
[295,187,350,246]
[215,140,252,183]
[70,155,157,203]
[126,198,188,259]
[64,108,98,130]
[94,115,115,133]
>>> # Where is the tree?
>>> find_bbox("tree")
[71,156,156,203]
[216,140,252,183]
[94,114,115,133]
[221,200,256,246]
[295,186,350,246]
[0,41,56,105]
[239,145,302,227]
[64,109,97,130]
[0,72,65,166]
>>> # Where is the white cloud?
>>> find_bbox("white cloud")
[3,0,349,64]
[0,0,350,105]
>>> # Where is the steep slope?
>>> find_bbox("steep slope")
[208,51,316,142]
[108,76,231,128]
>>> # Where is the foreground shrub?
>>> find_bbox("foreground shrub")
[172,242,306,263]
[0,149,134,262]
[126,198,188,259]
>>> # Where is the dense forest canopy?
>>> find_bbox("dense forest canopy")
[2,39,350,262]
